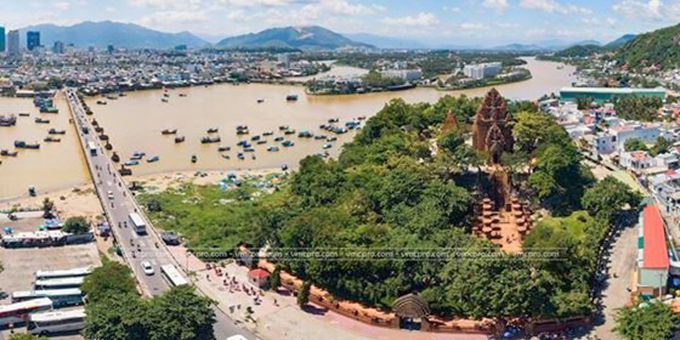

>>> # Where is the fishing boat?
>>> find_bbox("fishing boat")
[48,128,66,135]
[0,114,17,127]
[119,93,127,97]
[106,95,118,100]
[130,152,146,160]
[328,118,339,123]
[237,153,245,160]
[179,93,187,97]
[236,125,249,130]
[244,147,255,152]
[18,113,30,117]
[286,94,298,101]
[207,127,219,133]
[161,129,177,135]
[284,129,296,135]
[274,137,284,142]
[298,131,313,138]
[357,116,366,120]
[111,152,120,163]
[257,140,267,145]
[1,150,18,157]
[240,142,252,148]
[201,136,221,144]
[105,143,113,151]
[282,141,294,147]
[119,166,132,176]
[222,154,231,160]
[124,160,139,166]
[314,135,327,140]
[278,125,290,131]
[323,143,332,149]
[96,100,107,105]
[35,118,50,124]
[14,141,40,149]
[44,136,61,143]
[263,131,274,136]
[326,136,338,142]
[251,135,261,141]
[191,155,197,163]
[281,164,289,171]
[163,93,170,98]
[237,140,248,147]
[147,156,160,163]
[218,146,231,152]
[267,146,280,152]
[257,98,264,103]
[251,155,256,160]
[161,98,169,103]
[175,136,185,143]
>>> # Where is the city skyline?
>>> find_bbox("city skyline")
[0,0,679,46]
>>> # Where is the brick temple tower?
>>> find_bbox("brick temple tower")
[472,88,513,164]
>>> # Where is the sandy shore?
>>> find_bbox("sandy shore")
[128,168,285,193]
[0,183,104,221]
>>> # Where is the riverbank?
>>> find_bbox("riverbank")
[129,168,284,194]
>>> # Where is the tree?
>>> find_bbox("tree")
[614,300,679,340]
[146,198,162,213]
[63,216,91,235]
[512,111,570,155]
[82,260,136,304]
[83,293,149,340]
[146,286,216,340]
[576,97,594,110]
[42,198,54,218]
[297,281,311,307]
[582,176,642,222]
[270,265,282,291]
[623,138,648,152]
[650,136,673,156]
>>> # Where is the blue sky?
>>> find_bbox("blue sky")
[1,0,679,46]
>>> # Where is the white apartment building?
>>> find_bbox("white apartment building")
[463,62,502,80]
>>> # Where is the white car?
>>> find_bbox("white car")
[140,261,154,275]
[226,336,248,340]
[107,191,114,200]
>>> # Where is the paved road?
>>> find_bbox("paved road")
[65,89,256,340]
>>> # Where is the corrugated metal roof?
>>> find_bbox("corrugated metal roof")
[643,205,670,270]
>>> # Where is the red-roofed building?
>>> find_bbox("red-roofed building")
[247,268,271,288]
[637,204,670,297]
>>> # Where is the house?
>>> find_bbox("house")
[592,121,662,155]
[620,151,656,171]
[637,204,669,297]
[247,268,270,288]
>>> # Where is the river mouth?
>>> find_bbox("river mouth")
[0,57,575,199]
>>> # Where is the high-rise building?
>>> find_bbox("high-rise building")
[53,41,65,54]
[27,31,40,51]
[0,26,5,53]
[463,62,502,80]
[7,30,20,57]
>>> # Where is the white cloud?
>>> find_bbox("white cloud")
[613,0,663,20]
[382,12,439,27]
[483,0,509,13]
[138,10,208,29]
[461,22,488,31]
[519,0,591,14]
[606,17,617,26]
[105,6,117,13]
[54,1,70,10]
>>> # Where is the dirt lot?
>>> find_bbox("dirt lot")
[0,217,100,340]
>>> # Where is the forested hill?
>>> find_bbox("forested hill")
[614,23,680,70]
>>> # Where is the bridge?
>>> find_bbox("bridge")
[65,89,256,339]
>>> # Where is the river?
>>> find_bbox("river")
[0,57,576,199]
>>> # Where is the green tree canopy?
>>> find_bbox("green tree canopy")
[614,301,679,340]
[582,176,642,222]
[624,138,648,152]
[146,286,216,340]
[297,281,311,307]
[82,259,136,303]
[83,293,149,340]
[63,216,91,235]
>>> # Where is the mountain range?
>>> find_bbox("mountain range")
[18,21,208,49]
[216,26,373,50]
[614,23,680,70]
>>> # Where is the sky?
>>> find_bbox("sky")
[1,0,680,46]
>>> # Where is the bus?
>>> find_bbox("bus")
[27,308,86,336]
[0,298,53,327]
[87,141,97,156]
[129,213,147,235]
[12,289,83,308]
[34,277,84,290]
[161,264,188,287]
[35,266,92,280]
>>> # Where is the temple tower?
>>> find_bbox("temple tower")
[472,88,513,164]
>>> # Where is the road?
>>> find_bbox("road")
[65,89,257,340]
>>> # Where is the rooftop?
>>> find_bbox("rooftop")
[642,205,669,270]
[560,87,666,94]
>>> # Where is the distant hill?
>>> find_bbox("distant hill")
[554,44,604,58]
[19,21,209,49]
[216,26,373,50]
[604,34,636,49]
[492,43,546,51]
[614,23,680,69]
[343,33,426,49]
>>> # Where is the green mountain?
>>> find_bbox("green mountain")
[19,21,209,49]
[615,24,680,69]
[604,34,636,49]
[216,26,373,50]
[554,44,604,58]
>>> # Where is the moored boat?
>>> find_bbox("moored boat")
[207,127,219,133]
[44,136,61,142]
[175,136,185,143]
[35,118,50,124]
[124,160,139,166]
[48,128,66,135]
[218,146,231,152]
[14,141,40,149]
[0,114,17,127]
[201,136,221,144]
[161,129,177,135]
[282,141,294,147]
[286,94,298,101]
[147,156,160,163]
[191,155,197,163]
[1,150,18,157]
